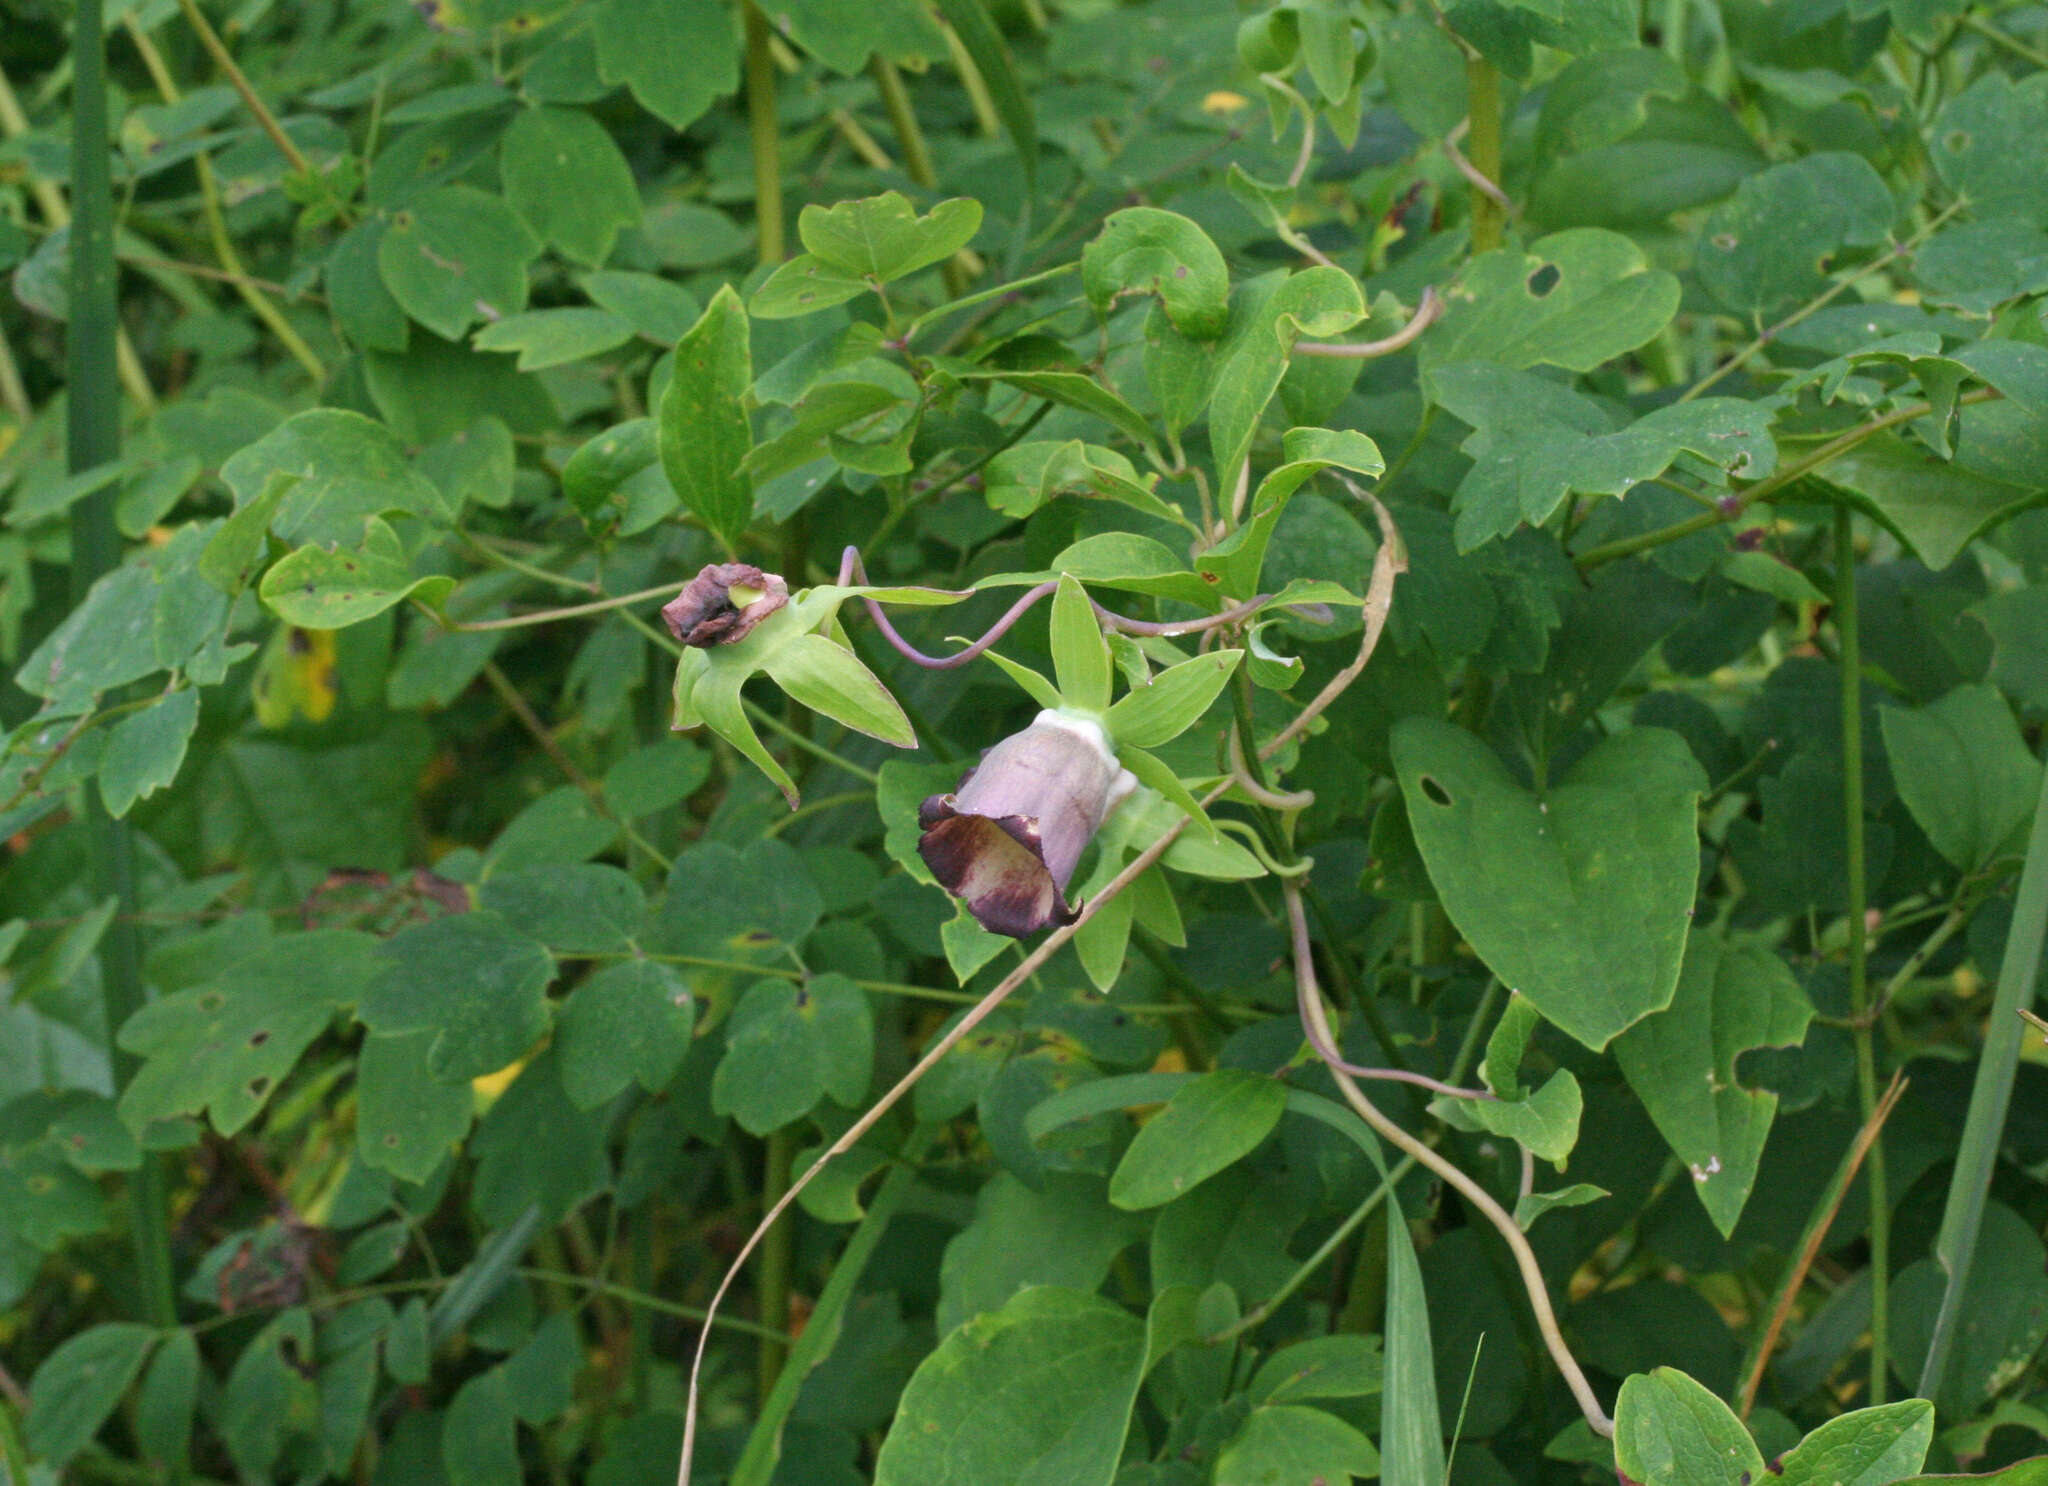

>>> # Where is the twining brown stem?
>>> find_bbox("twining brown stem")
[1260,484,1406,760]
[1294,286,1445,358]
[176,0,316,180]
[1286,883,1616,1437]
[1735,1073,1907,1418]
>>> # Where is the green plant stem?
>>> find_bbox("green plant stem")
[871,56,968,297]
[744,4,784,264]
[175,0,317,183]
[69,0,178,1344]
[441,579,686,631]
[1961,9,2048,69]
[122,19,325,383]
[0,315,28,421]
[1573,386,2003,571]
[755,1127,795,1400]
[0,59,157,411]
[1735,1075,1904,1418]
[1465,58,1505,254]
[1835,504,1888,1405]
[1916,755,2048,1401]
[479,659,668,869]
[1682,200,1962,402]
[730,1126,939,1486]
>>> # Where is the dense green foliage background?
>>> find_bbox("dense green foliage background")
[4,0,2048,1482]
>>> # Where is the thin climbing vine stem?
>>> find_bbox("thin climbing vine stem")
[1836,503,1889,1406]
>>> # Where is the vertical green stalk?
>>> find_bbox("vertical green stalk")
[1835,505,1887,1404]
[1465,57,1505,254]
[70,0,177,1335]
[755,1126,796,1399]
[731,1126,939,1486]
[744,3,785,264]
[871,56,967,296]
[1917,758,2048,1402]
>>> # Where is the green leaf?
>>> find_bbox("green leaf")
[982,440,1185,525]
[1199,424,1383,597]
[938,1172,1146,1335]
[1429,362,1775,550]
[25,1324,156,1467]
[1513,1183,1610,1230]
[1082,208,1231,340]
[957,369,1157,450]
[1611,937,1813,1237]
[472,307,634,370]
[377,186,539,340]
[1482,991,1541,1099]
[357,912,556,1081]
[218,1310,317,1479]
[749,254,873,319]
[1817,434,2043,572]
[199,469,295,593]
[580,270,701,344]
[470,1051,611,1225]
[1880,683,2042,872]
[711,974,874,1135]
[1423,228,1681,374]
[561,417,658,531]
[678,657,799,808]
[99,688,199,818]
[326,217,408,352]
[259,516,455,629]
[1432,1069,1583,1163]
[1894,1203,2048,1417]
[499,106,640,267]
[1696,152,1894,315]
[1929,72,2048,227]
[1614,1368,1764,1486]
[1974,585,2048,711]
[442,1370,519,1486]
[1049,575,1112,712]
[874,1287,1146,1486]
[14,564,161,708]
[118,931,379,1135]
[769,0,946,71]
[556,959,696,1109]
[1773,1400,1934,1486]
[133,1328,197,1477]
[419,415,515,512]
[798,192,982,283]
[476,864,645,954]
[1720,549,1827,606]
[592,0,738,130]
[1210,267,1367,491]
[1216,1404,1380,1486]
[658,284,755,547]
[1381,1172,1445,1486]
[1108,1069,1287,1210]
[1247,1334,1384,1404]
[1103,650,1242,749]
[1392,718,1706,1051]
[761,633,916,747]
[356,1030,472,1183]
[221,409,451,546]
[1913,217,2048,313]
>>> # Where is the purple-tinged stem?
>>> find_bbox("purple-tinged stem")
[835,545,1272,669]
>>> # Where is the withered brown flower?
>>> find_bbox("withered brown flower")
[661,564,789,648]
[918,710,1136,938]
